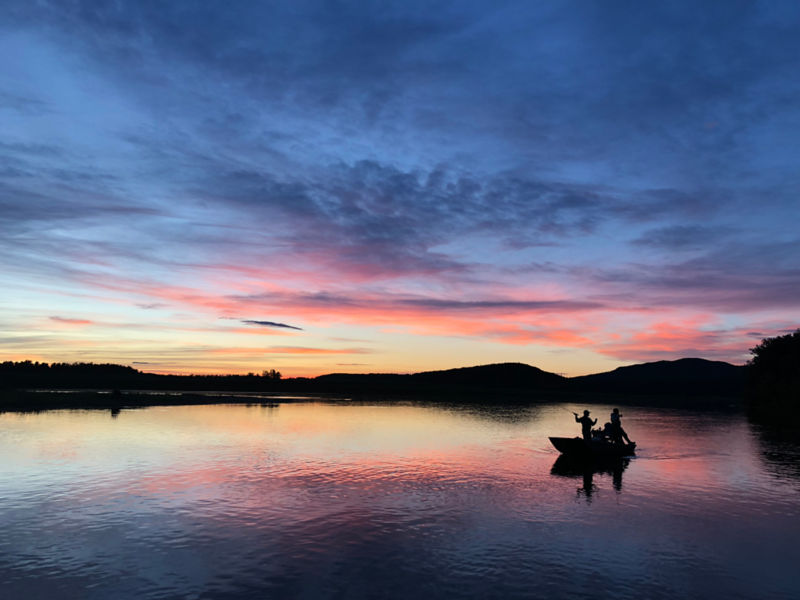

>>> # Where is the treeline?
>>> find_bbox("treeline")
[2,329,797,410]
[1,358,746,401]
[746,329,800,419]
[0,361,284,391]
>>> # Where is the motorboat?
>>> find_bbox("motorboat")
[549,436,636,458]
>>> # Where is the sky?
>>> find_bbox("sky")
[1,1,798,377]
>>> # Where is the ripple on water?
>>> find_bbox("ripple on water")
[1,403,800,600]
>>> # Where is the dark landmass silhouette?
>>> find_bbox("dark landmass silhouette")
[1,357,751,411]
[743,330,800,478]
[746,330,800,419]
[310,363,566,397]
[570,358,746,396]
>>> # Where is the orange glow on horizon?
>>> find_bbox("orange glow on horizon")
[3,265,769,377]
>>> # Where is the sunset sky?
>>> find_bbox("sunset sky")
[2,1,798,376]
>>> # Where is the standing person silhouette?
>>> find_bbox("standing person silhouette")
[574,410,597,441]
[609,408,631,444]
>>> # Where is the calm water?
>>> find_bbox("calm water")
[1,401,798,599]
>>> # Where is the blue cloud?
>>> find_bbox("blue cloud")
[1,0,798,356]
[242,320,304,331]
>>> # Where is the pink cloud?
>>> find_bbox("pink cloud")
[49,316,94,326]
[208,346,372,356]
[48,260,794,371]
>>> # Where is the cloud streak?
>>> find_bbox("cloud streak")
[241,320,304,331]
[49,316,94,326]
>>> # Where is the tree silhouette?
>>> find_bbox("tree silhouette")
[747,329,800,416]
[262,369,282,380]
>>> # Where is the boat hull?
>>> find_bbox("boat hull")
[549,436,636,458]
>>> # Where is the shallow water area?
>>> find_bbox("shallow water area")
[1,401,798,599]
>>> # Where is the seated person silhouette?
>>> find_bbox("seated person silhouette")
[609,408,632,445]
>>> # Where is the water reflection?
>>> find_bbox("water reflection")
[435,401,545,424]
[1,402,799,600]
[550,454,630,499]
[750,420,800,481]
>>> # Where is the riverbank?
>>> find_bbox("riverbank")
[1,386,744,413]
[0,389,351,413]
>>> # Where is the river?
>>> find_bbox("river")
[1,400,798,599]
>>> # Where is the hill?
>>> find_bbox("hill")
[412,363,565,386]
[569,358,746,396]
[2,357,748,410]
[308,362,566,397]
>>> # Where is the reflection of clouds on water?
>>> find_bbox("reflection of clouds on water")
[433,402,545,425]
[3,403,800,599]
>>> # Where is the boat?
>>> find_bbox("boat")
[549,436,636,458]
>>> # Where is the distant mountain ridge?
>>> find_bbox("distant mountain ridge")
[311,362,566,396]
[413,362,565,385]
[309,358,745,398]
[569,357,746,396]
[317,362,564,386]
[2,357,747,401]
